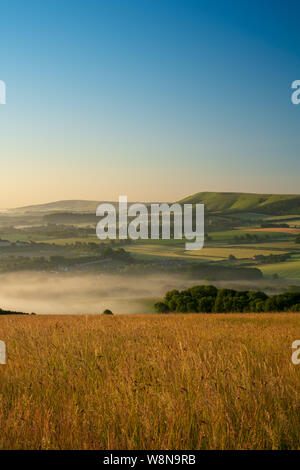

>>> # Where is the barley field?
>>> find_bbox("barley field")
[0,313,299,450]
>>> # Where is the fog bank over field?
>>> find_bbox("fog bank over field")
[0,272,198,315]
[0,272,290,315]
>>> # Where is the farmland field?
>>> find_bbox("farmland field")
[126,240,290,262]
[260,255,300,280]
[0,313,299,450]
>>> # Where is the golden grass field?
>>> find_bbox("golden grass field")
[0,313,299,450]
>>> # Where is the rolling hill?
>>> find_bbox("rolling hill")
[9,192,300,216]
[178,192,300,215]
[11,200,106,213]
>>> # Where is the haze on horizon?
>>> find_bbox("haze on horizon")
[1,1,300,208]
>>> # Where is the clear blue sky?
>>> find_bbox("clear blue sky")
[1,0,300,207]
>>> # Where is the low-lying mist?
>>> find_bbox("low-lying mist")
[0,272,291,315]
[0,272,195,314]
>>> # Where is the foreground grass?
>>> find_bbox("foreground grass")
[0,313,299,449]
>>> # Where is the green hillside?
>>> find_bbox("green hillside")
[179,192,300,215]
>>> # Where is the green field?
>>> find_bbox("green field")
[260,255,300,280]
[1,192,300,283]
[127,242,289,262]
[209,229,293,241]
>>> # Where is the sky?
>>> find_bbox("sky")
[1,0,300,208]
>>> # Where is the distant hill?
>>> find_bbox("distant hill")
[9,192,300,216]
[178,192,300,215]
[10,199,152,214]
[11,200,106,213]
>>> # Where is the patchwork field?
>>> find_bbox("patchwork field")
[0,313,299,450]
[248,228,300,234]
[1,194,300,286]
[126,240,290,262]
[260,255,300,280]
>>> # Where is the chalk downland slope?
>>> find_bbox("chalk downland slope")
[179,192,300,215]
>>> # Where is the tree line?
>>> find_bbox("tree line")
[154,285,300,313]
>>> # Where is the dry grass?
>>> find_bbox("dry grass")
[0,313,299,450]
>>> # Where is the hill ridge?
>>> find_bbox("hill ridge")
[9,191,300,216]
[178,191,300,215]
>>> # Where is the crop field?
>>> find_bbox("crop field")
[38,236,98,245]
[248,228,300,234]
[260,255,300,280]
[0,313,299,450]
[1,204,300,284]
[127,242,288,261]
[284,219,300,227]
[239,241,298,251]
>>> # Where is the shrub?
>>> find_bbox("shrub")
[102,309,113,315]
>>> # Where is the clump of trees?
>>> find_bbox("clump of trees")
[260,223,289,228]
[102,309,113,315]
[233,233,260,243]
[0,308,34,315]
[154,285,300,313]
[252,253,290,264]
